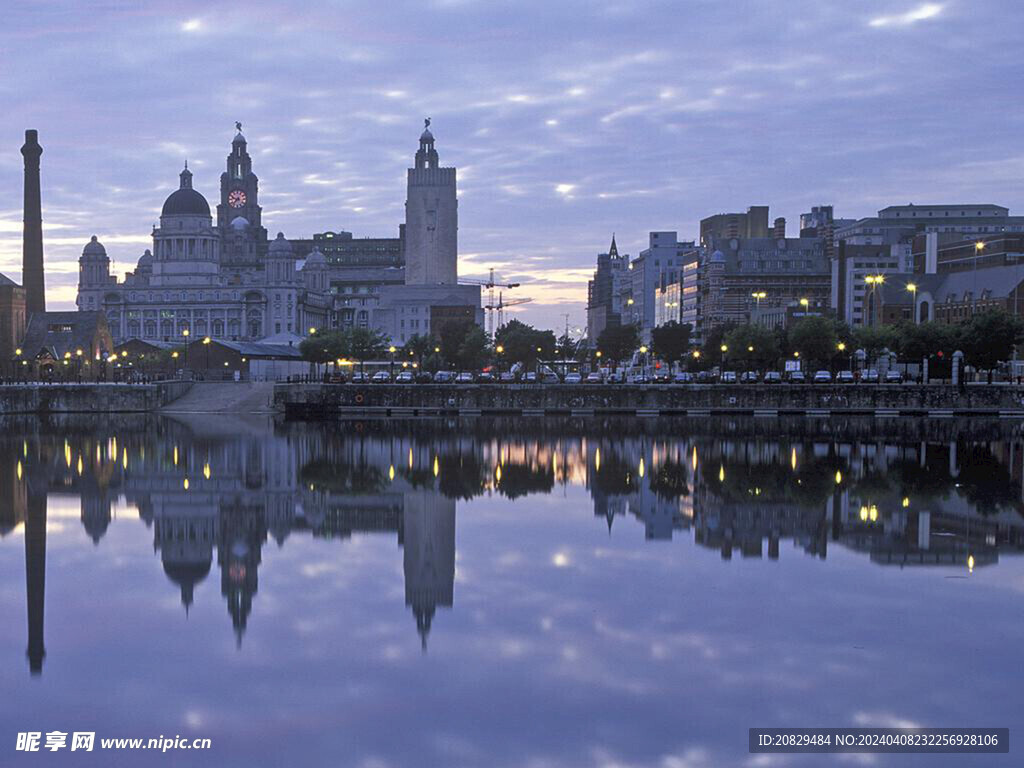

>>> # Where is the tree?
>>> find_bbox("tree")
[457,324,489,370]
[596,323,639,366]
[346,327,388,372]
[724,324,778,368]
[438,319,477,368]
[959,309,1024,372]
[495,319,556,367]
[650,321,692,366]
[698,323,735,367]
[787,317,837,368]
[852,324,897,365]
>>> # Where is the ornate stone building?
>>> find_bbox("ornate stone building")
[76,123,480,347]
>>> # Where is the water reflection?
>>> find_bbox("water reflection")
[2,416,1024,678]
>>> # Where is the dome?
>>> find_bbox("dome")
[162,187,211,217]
[137,249,153,268]
[161,165,211,217]
[302,247,327,269]
[82,235,106,258]
[268,231,292,256]
[420,127,434,142]
[230,216,250,231]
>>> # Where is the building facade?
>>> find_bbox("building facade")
[76,124,479,348]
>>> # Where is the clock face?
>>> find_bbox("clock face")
[228,189,247,208]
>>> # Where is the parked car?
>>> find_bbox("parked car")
[695,370,715,383]
[653,371,670,383]
[605,370,625,384]
[585,372,603,383]
[350,372,369,384]
[719,371,738,383]
[477,371,495,383]
[433,370,455,383]
[523,371,538,383]
[885,369,903,383]
[371,371,391,383]
[740,371,760,383]
[499,371,517,382]
[763,371,782,384]
[813,370,832,383]
[836,370,855,384]
[415,372,434,384]
[394,371,414,383]
[787,370,806,383]
[672,371,694,384]
[564,372,582,384]
[542,373,561,384]
[861,369,880,383]
[456,371,475,383]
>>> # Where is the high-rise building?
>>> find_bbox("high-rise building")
[700,206,770,246]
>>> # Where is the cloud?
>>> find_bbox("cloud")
[868,3,944,28]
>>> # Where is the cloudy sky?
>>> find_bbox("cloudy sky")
[0,0,1021,330]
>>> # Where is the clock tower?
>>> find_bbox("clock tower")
[218,123,267,270]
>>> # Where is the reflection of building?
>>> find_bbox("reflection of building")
[403,491,455,649]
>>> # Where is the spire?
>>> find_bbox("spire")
[179,165,193,189]
[233,121,245,145]
[609,234,618,258]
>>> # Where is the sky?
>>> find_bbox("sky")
[0,0,1021,331]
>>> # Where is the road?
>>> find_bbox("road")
[161,381,276,414]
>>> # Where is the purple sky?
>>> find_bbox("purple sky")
[0,0,1021,330]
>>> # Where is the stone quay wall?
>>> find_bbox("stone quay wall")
[278,383,1024,420]
[0,381,192,414]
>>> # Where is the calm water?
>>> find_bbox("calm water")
[2,415,1023,767]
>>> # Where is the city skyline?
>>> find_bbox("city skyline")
[1,1,1022,330]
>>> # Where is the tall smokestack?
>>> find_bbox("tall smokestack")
[21,129,45,315]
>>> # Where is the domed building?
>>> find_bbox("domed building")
[76,123,482,351]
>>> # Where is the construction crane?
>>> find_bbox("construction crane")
[485,292,533,334]
[460,268,524,338]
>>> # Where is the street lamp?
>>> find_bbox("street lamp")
[389,345,396,378]
[863,274,885,326]
[495,344,504,374]
[906,282,918,324]
[751,291,767,313]
[799,298,809,309]
[182,328,190,373]
[309,327,317,336]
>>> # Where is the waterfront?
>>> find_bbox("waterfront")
[2,415,1023,767]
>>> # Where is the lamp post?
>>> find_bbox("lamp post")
[864,275,885,326]
[973,241,985,314]
[203,336,211,372]
[14,347,21,382]
[182,328,190,375]
[639,345,648,383]
[495,344,504,375]
[389,345,396,378]
[837,341,848,374]
[751,292,767,319]
[906,282,918,324]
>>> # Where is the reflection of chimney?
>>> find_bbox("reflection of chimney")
[21,130,45,315]
[25,491,46,675]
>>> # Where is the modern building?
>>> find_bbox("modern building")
[699,236,830,332]
[831,240,911,326]
[835,204,1024,246]
[700,206,770,246]
[625,232,696,340]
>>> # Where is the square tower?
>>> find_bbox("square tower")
[405,120,458,285]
